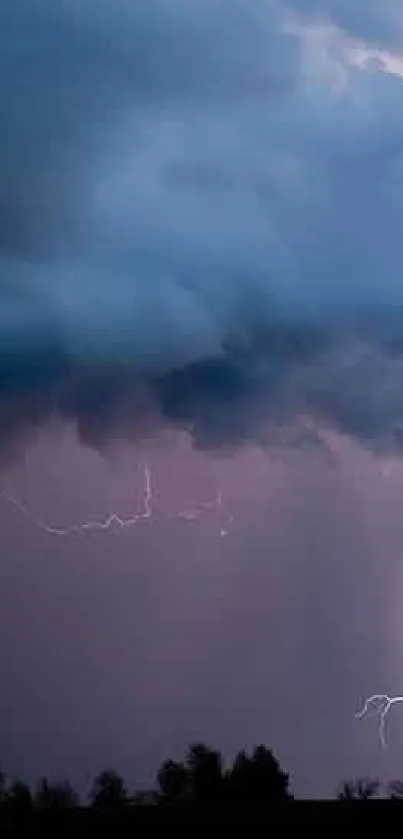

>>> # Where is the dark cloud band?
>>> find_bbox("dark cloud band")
[1,1,403,454]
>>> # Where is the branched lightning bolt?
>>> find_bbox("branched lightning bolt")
[0,465,153,535]
[0,464,232,537]
[356,694,403,748]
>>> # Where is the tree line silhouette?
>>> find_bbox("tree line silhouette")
[0,744,290,815]
[0,741,402,818]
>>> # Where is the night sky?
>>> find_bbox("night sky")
[2,0,403,798]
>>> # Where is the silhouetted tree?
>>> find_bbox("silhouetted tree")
[3,780,33,816]
[185,743,224,805]
[34,778,79,810]
[157,759,188,804]
[156,742,291,808]
[89,769,129,809]
[227,745,291,805]
[387,779,403,800]
[337,777,379,800]
[337,780,356,800]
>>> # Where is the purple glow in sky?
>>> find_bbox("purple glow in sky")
[0,428,402,797]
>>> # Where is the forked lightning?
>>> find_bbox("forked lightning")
[356,694,403,748]
[0,464,232,537]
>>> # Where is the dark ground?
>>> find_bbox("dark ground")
[0,802,402,835]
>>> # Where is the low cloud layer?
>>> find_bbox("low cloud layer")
[2,0,403,453]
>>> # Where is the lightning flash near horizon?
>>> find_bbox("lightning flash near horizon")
[356,694,403,748]
[0,464,233,538]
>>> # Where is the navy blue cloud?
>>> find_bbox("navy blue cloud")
[2,0,403,453]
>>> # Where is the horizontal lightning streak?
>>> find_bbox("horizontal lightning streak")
[0,464,232,537]
[356,694,403,748]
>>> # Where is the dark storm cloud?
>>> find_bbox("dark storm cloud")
[0,0,296,253]
[2,0,403,452]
